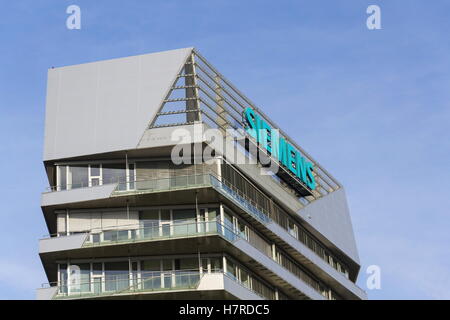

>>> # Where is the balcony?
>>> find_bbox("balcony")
[40,220,325,300]
[41,173,365,299]
[38,270,266,300]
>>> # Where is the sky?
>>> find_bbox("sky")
[0,0,449,300]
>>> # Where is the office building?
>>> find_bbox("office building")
[37,48,366,300]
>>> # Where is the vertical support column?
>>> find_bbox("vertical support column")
[67,262,71,296]
[67,166,72,190]
[185,53,200,123]
[222,255,227,276]
[219,204,225,236]
[214,75,228,134]
[66,209,70,236]
[271,244,277,261]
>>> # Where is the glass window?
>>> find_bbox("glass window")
[92,233,100,243]
[206,208,219,232]
[210,258,222,272]
[69,263,90,293]
[70,165,88,189]
[103,163,126,186]
[140,210,159,238]
[142,260,160,271]
[172,209,196,235]
[93,263,102,276]
[128,164,135,189]
[162,259,173,271]
[226,259,237,279]
[142,260,161,289]
[103,230,117,242]
[201,258,209,273]
[92,178,100,186]
[179,258,198,271]
[238,221,248,240]
[58,166,67,190]
[288,220,297,238]
[59,264,68,294]
[172,209,196,223]
[140,210,159,223]
[207,208,218,221]
[160,209,170,222]
[104,261,129,292]
[223,210,235,240]
[240,268,250,288]
[90,164,100,177]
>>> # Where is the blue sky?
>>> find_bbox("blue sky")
[0,0,449,299]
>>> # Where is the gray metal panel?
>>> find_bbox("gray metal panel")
[43,48,193,161]
[223,276,264,300]
[233,239,325,300]
[39,233,88,253]
[266,222,366,299]
[36,287,58,300]
[138,123,207,149]
[41,183,117,207]
[297,188,360,264]
[197,273,263,300]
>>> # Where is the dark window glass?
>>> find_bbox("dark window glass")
[103,163,126,185]
[70,166,88,188]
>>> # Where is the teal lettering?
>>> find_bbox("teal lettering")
[278,137,288,167]
[296,152,307,183]
[260,120,272,153]
[287,143,298,176]
[243,107,317,191]
[305,161,316,190]
[244,107,257,139]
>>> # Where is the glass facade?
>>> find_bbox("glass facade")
[46,157,355,300]
[56,162,134,191]
[41,50,362,301]
[222,163,350,278]
[54,203,341,299]
[55,254,277,300]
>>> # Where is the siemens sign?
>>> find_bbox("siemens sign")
[243,107,316,191]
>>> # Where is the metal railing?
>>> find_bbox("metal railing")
[43,268,276,300]
[82,220,238,247]
[44,172,349,291]
[45,174,212,193]
[44,171,350,291]
[49,269,204,299]
[113,174,212,194]
[48,218,329,299]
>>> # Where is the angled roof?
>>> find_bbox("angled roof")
[43,47,193,161]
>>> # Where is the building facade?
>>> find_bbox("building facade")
[37,48,367,300]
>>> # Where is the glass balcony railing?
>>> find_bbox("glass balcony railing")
[51,269,204,300]
[44,173,347,298]
[82,220,239,247]
[45,173,272,225]
[113,174,212,194]
[43,269,275,300]
[70,220,328,299]
[209,175,271,224]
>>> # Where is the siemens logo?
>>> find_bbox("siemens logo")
[243,107,316,190]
